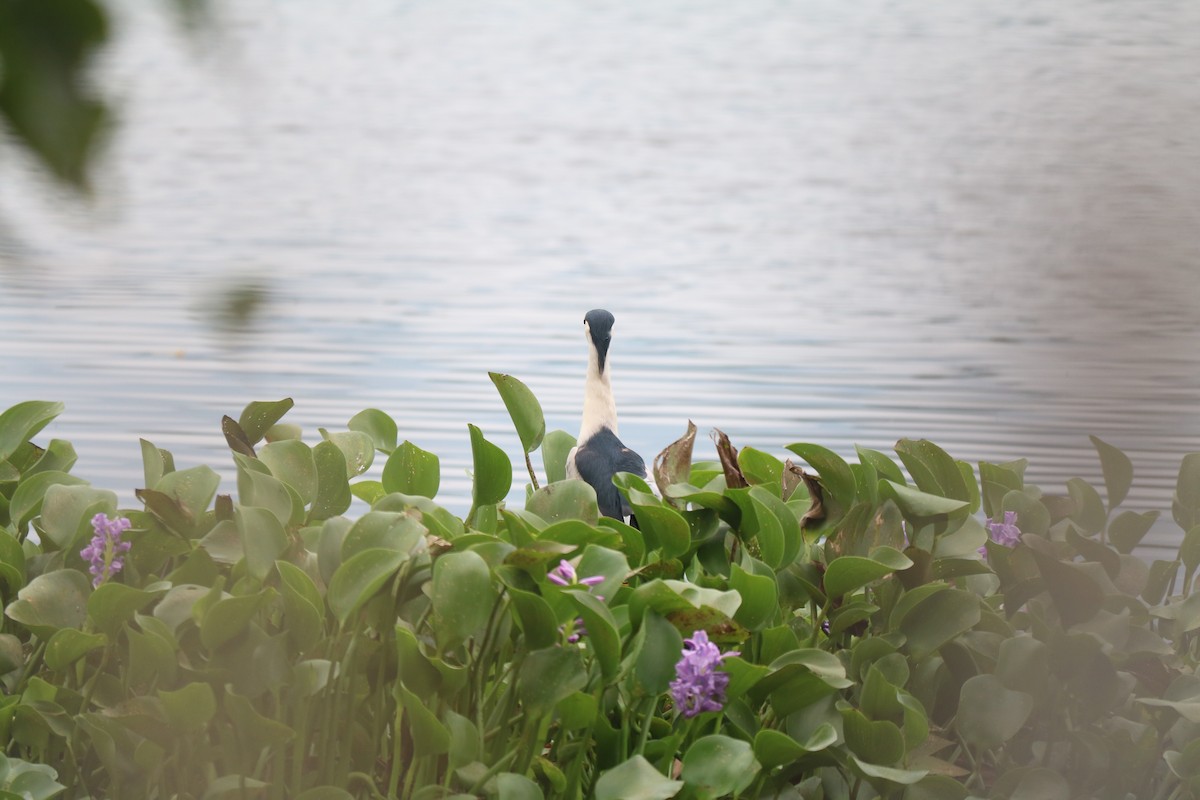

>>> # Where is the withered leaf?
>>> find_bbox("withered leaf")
[654,420,698,501]
[712,428,748,489]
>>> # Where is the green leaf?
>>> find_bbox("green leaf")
[319,429,375,477]
[526,479,599,525]
[468,424,512,508]
[236,505,289,582]
[0,401,64,462]
[348,408,398,453]
[503,584,560,650]
[785,442,856,510]
[381,441,441,498]
[1174,453,1200,531]
[542,430,578,485]
[155,465,221,524]
[614,473,689,558]
[1109,510,1159,554]
[490,372,546,454]
[0,753,67,800]
[7,470,87,533]
[878,481,968,528]
[956,674,1033,749]
[897,588,981,660]
[730,562,777,630]
[238,398,294,445]
[276,561,324,652]
[841,705,905,765]
[87,583,166,637]
[894,439,971,504]
[636,610,684,695]
[328,548,408,626]
[495,773,544,800]
[849,757,928,786]
[158,682,216,729]
[309,440,352,522]
[5,569,90,637]
[341,511,425,560]
[738,447,784,492]
[824,547,913,599]
[680,735,759,800]
[1066,478,1106,535]
[224,690,295,748]
[566,590,620,680]
[518,646,587,717]
[39,484,116,549]
[432,550,494,651]
[199,592,269,650]
[1030,549,1104,626]
[259,440,317,504]
[1090,435,1133,509]
[44,628,106,670]
[594,756,683,800]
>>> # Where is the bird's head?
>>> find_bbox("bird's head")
[583,309,615,373]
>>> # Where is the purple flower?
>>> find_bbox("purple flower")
[979,510,1022,558]
[669,630,739,718]
[547,559,605,590]
[80,513,132,588]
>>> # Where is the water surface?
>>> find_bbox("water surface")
[2,0,1199,554]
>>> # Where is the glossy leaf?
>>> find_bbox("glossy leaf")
[44,628,106,670]
[7,470,87,533]
[824,547,913,599]
[1089,435,1132,510]
[309,440,352,522]
[956,674,1033,749]
[526,479,599,525]
[382,441,441,498]
[236,505,288,582]
[431,550,494,651]
[594,756,683,800]
[542,430,578,485]
[785,442,856,510]
[680,735,759,800]
[1110,510,1160,554]
[87,583,166,637]
[348,408,398,453]
[0,401,64,461]
[468,424,512,507]
[614,473,689,557]
[259,440,317,503]
[238,398,294,445]
[518,646,587,717]
[5,569,90,636]
[636,609,684,695]
[897,588,981,660]
[328,547,408,626]
[490,372,546,454]
[39,484,116,548]
[199,592,268,650]
[319,429,375,477]
[730,562,777,630]
[395,683,451,757]
[158,682,216,729]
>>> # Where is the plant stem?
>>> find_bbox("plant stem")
[526,451,540,491]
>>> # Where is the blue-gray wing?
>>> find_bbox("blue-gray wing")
[573,429,645,519]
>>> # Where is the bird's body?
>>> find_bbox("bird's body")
[565,309,646,520]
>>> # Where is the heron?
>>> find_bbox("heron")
[565,309,646,521]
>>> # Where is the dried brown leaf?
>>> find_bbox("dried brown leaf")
[654,420,698,501]
[712,428,748,489]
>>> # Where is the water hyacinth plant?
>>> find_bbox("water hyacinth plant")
[0,391,1199,800]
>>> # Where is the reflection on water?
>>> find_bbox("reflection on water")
[2,0,1199,554]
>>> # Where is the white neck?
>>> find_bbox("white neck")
[579,344,619,441]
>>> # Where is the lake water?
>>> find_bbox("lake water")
[2,0,1199,555]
